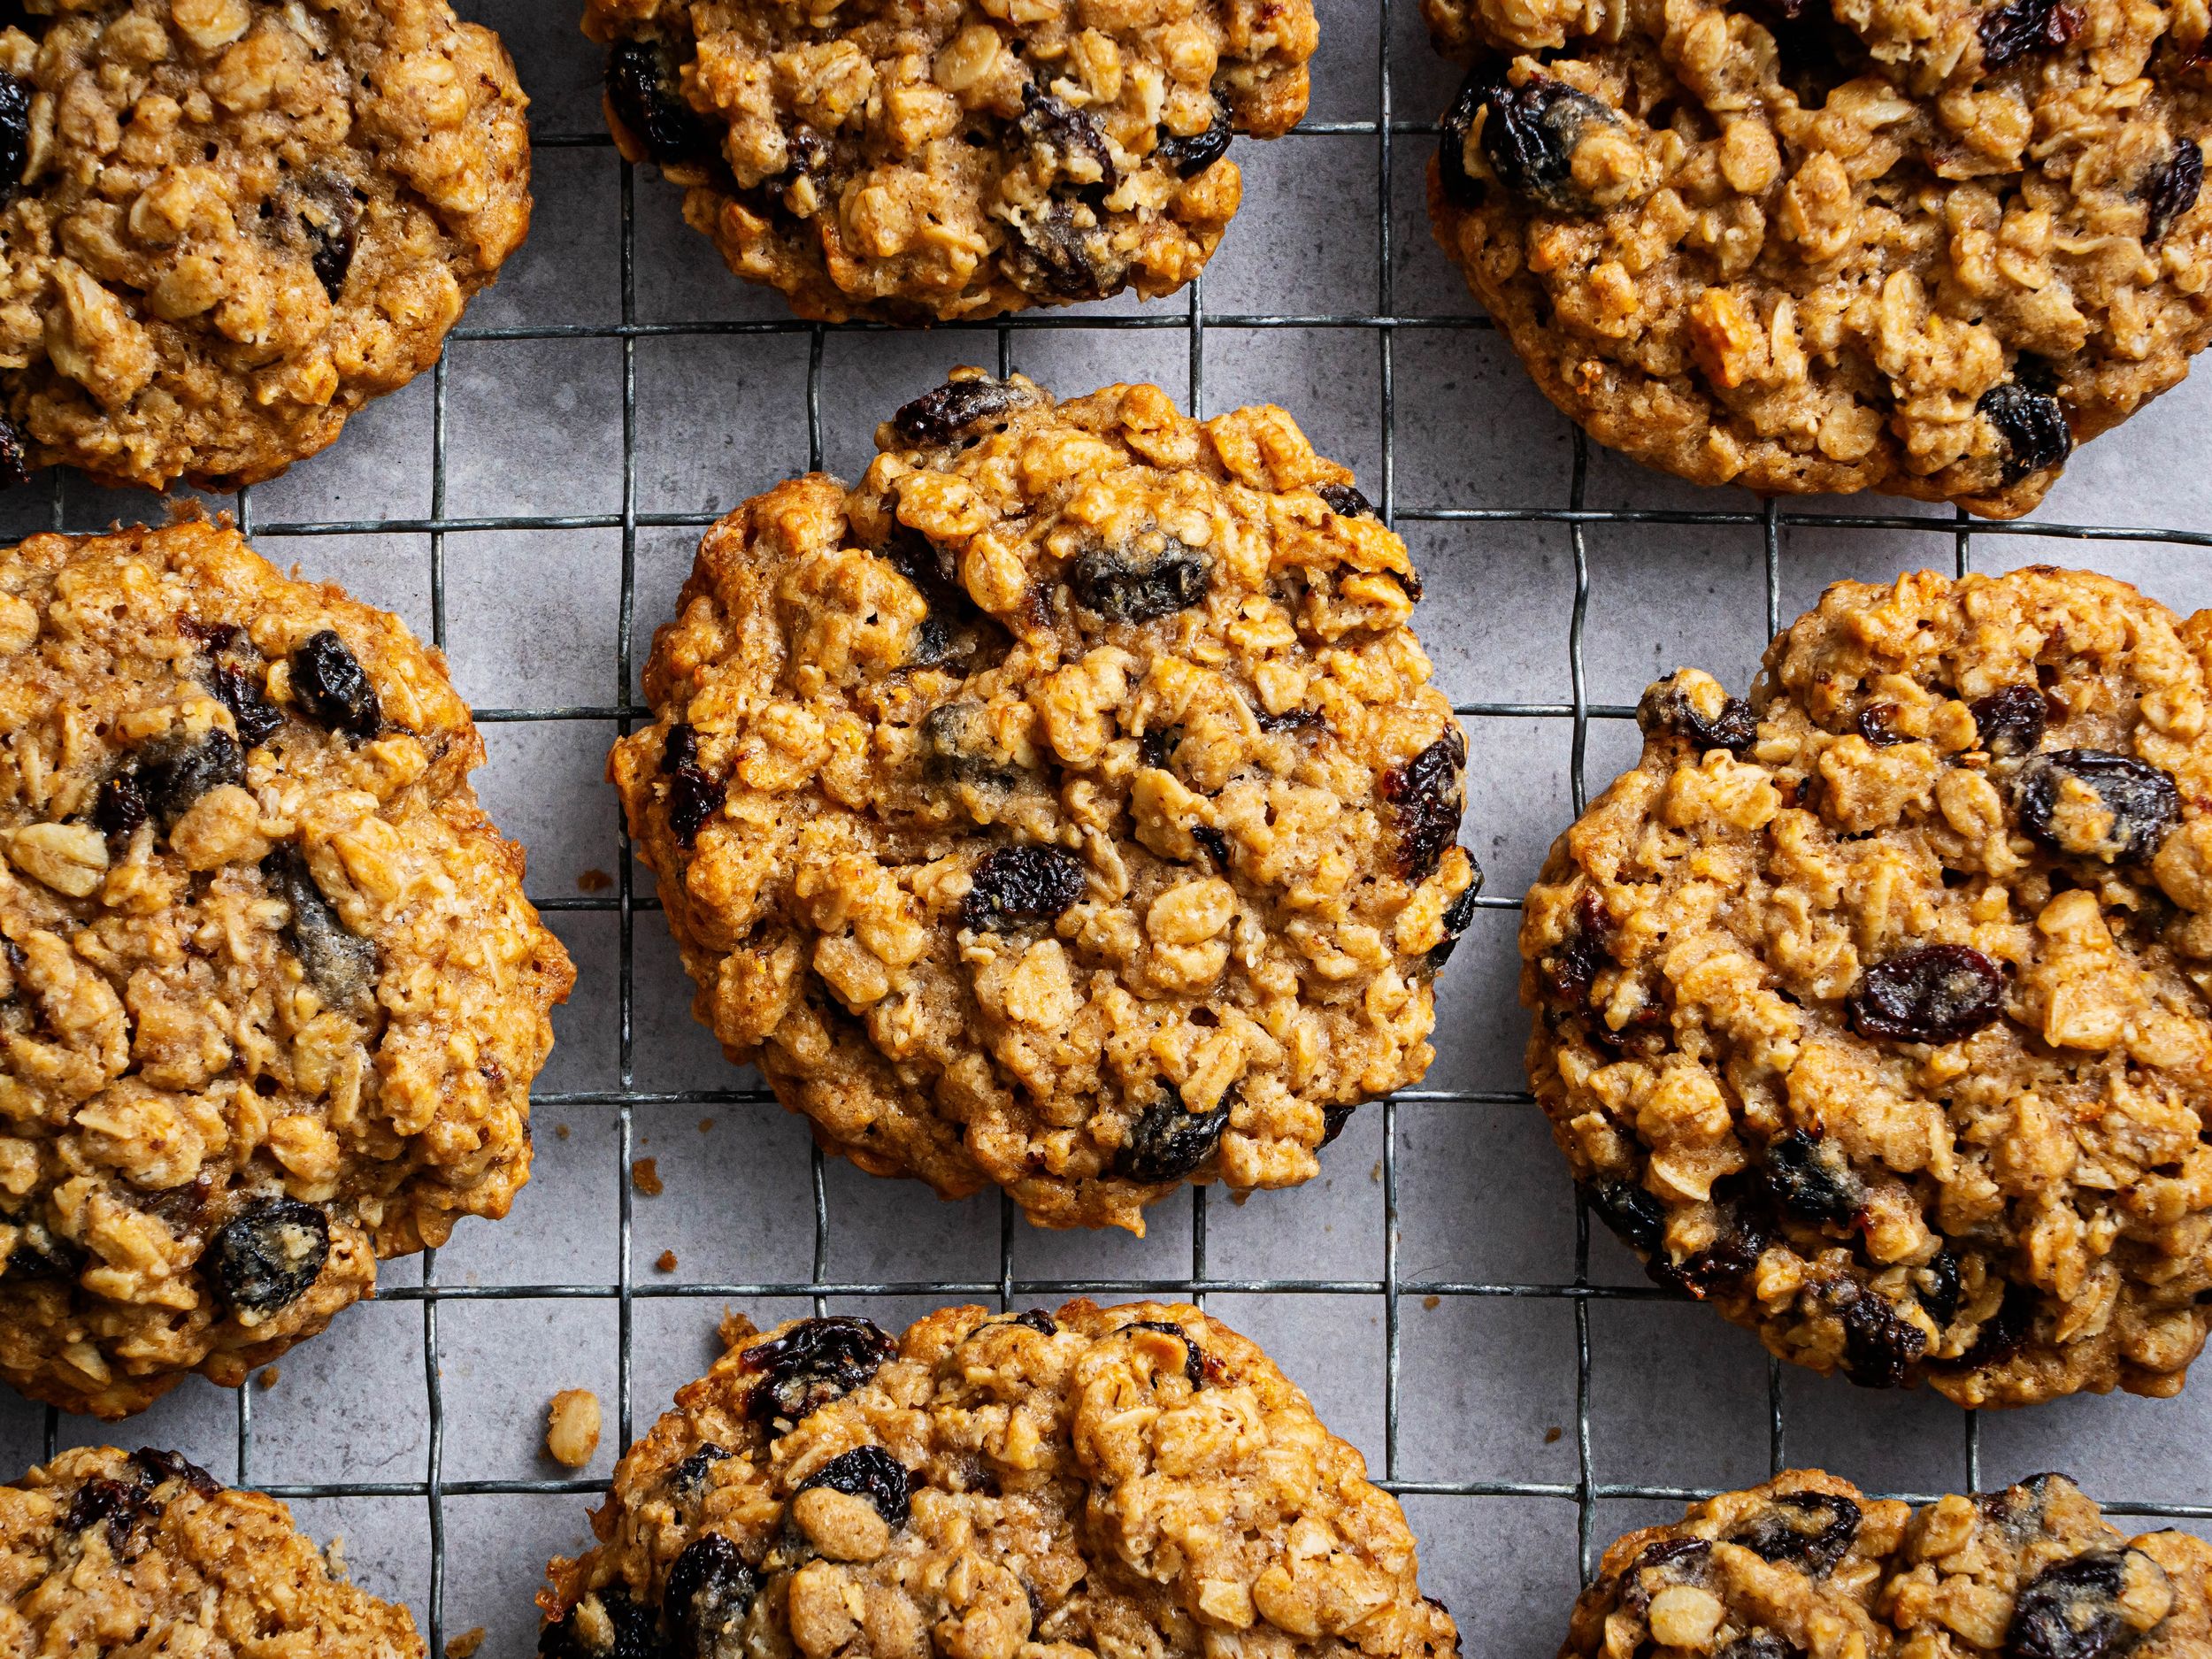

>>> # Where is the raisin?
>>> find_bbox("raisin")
[0,411,27,489]
[670,1443,730,1498]
[1121,1318,1207,1388]
[1979,0,2084,66]
[1319,1103,1357,1147]
[0,71,27,199]
[1856,703,1911,747]
[63,1474,158,1549]
[5,1220,82,1279]
[922,701,1024,788]
[1827,1279,1927,1388]
[1256,708,1325,735]
[2016,750,2179,861]
[1014,82,1115,185]
[1914,1248,1962,1326]
[1728,1491,1863,1573]
[1465,73,1618,213]
[1192,824,1231,870]
[1317,482,1377,518]
[2144,138,2203,242]
[265,848,379,1016]
[1541,891,1613,1008]
[291,631,381,739]
[1946,1279,2041,1371]
[891,377,1039,448]
[1380,731,1467,883]
[1652,1222,1765,1298]
[1585,1179,1666,1256]
[139,730,245,822]
[1010,198,1113,301]
[1621,1538,1712,1609]
[93,773,149,841]
[606,39,712,168]
[1761,1132,1863,1225]
[1115,1085,1231,1182]
[134,1448,218,1495]
[541,1586,664,1659]
[665,1533,756,1659]
[1436,73,1487,210]
[211,1196,329,1318]
[213,664,285,748]
[798,1446,913,1528]
[1719,1636,1799,1659]
[1847,944,2006,1045]
[2007,1551,2145,1659]
[1638,679,1758,756]
[1978,382,2074,483]
[1011,1309,1058,1333]
[960,844,1087,932]
[1428,867,1486,972]
[1971,684,2051,757]
[741,1316,897,1429]
[1140,726,1179,770]
[1155,102,1233,178]
[660,724,726,849]
[297,180,358,302]
[1067,540,1212,624]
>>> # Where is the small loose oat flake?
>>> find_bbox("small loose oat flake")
[631,1158,664,1197]
[545,1389,603,1469]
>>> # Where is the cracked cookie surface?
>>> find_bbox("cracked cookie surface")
[0,1443,424,1659]
[1571,1470,2212,1659]
[579,0,1313,321]
[539,1302,1461,1659]
[0,518,573,1417]
[609,373,1478,1233]
[1523,566,2212,1407]
[0,0,531,491]
[1424,0,2212,516]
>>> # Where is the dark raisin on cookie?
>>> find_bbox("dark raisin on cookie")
[1154,100,1233,178]
[1011,1309,1058,1333]
[741,1316,898,1429]
[2006,1550,2149,1659]
[1582,1178,1665,1256]
[136,729,246,824]
[797,1446,914,1529]
[1855,703,1912,747]
[132,1448,219,1495]
[1847,944,2006,1046]
[1380,730,1467,883]
[1761,1131,1863,1225]
[1944,1279,2042,1371]
[960,844,1087,932]
[1726,1490,1863,1573]
[1978,382,2075,483]
[605,39,712,168]
[669,1443,731,1498]
[1067,540,1212,624]
[1317,482,1377,519]
[1014,82,1116,185]
[0,70,27,200]
[1540,890,1614,1008]
[213,663,286,748]
[1115,1086,1232,1182]
[2144,137,2204,242]
[1471,74,1618,213]
[1828,1279,1928,1387]
[290,631,382,739]
[540,1585,664,1659]
[6,1220,83,1279]
[265,847,380,1016]
[63,1473,159,1550]
[0,411,28,489]
[660,723,726,849]
[1970,684,2051,757]
[1913,1248,1963,1326]
[665,1532,757,1659]
[210,1196,330,1319]
[1637,679,1759,756]
[1978,0,2085,66]
[1319,1103,1357,1147]
[93,773,150,841]
[1010,198,1113,301]
[891,378,1040,448]
[297,179,359,301]
[2015,749,2180,860]
[1120,1318,1207,1389]
[1428,866,1486,972]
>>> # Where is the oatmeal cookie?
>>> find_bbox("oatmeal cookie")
[0,517,573,1418]
[578,0,1314,322]
[538,1302,1462,1659]
[1522,566,2212,1407]
[1423,0,2212,516]
[0,0,531,492]
[1571,1470,2212,1659]
[609,372,1478,1233]
[0,1444,424,1659]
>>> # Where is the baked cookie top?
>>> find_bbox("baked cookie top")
[0,0,531,492]
[1522,566,2212,1407]
[539,1302,1461,1659]
[0,518,573,1418]
[579,0,1314,321]
[0,1444,425,1659]
[1424,0,2212,516]
[609,373,1478,1233]
[1571,1470,2212,1659]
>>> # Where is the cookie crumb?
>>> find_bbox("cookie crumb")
[656,1249,679,1272]
[577,868,612,892]
[631,1157,663,1196]
[1422,1295,1440,1310]
[555,1123,570,1141]
[1545,1425,1563,1444]
[545,1388,603,1469]
[698,1117,714,1132]
[257,1365,280,1389]
[445,1630,487,1659]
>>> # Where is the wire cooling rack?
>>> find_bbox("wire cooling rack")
[12,1,2212,1652]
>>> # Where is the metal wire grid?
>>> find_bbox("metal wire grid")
[15,1,2212,1647]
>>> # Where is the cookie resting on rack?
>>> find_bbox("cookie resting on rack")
[1571,1469,2212,1659]
[609,372,1479,1233]
[1424,0,2212,516]
[539,1302,1462,1659]
[0,0,531,492]
[578,0,1314,321]
[0,518,573,1418]
[0,1445,425,1659]
[1523,567,2212,1407]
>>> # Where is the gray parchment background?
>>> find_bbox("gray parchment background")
[4,1,2212,1652]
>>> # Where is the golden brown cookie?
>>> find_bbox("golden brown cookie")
[0,0,532,491]
[609,372,1479,1233]
[0,518,573,1418]
[579,0,1314,321]
[1424,0,2212,516]
[0,1444,425,1659]
[1523,566,2212,1406]
[539,1302,1461,1659]
[1571,1471,2212,1659]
